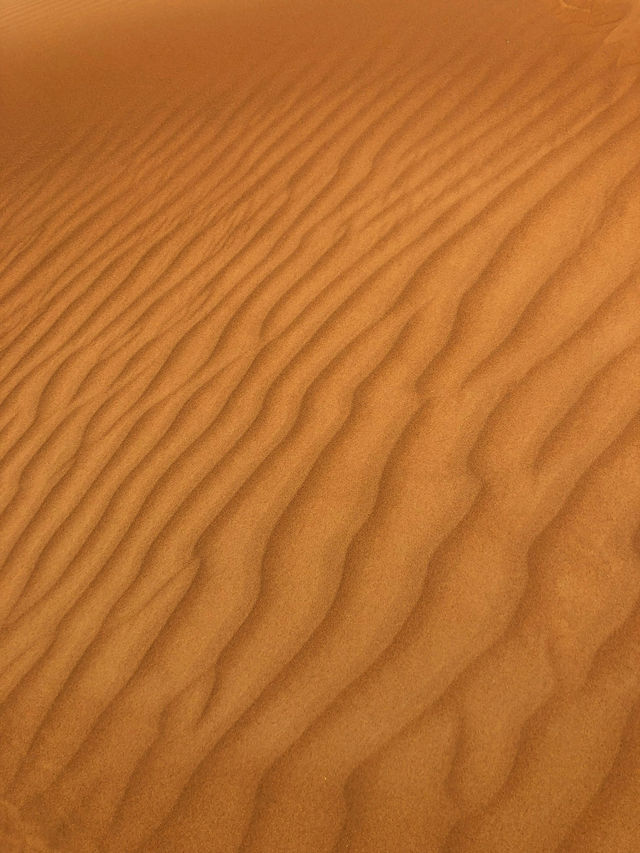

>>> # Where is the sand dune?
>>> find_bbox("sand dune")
[2,0,640,850]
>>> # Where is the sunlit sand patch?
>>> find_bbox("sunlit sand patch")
[603,0,640,62]
[560,0,640,61]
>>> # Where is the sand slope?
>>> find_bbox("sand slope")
[2,0,640,850]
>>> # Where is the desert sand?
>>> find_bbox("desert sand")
[2,0,640,850]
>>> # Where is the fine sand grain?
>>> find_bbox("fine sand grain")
[2,0,640,850]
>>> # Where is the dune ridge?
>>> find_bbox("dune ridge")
[2,0,640,850]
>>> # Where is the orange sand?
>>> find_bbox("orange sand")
[1,0,640,850]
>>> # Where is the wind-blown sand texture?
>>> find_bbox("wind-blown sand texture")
[2,0,640,850]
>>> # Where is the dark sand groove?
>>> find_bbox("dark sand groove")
[2,0,640,851]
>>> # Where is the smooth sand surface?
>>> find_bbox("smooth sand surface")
[2,0,640,850]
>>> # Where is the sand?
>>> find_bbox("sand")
[1,0,640,850]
